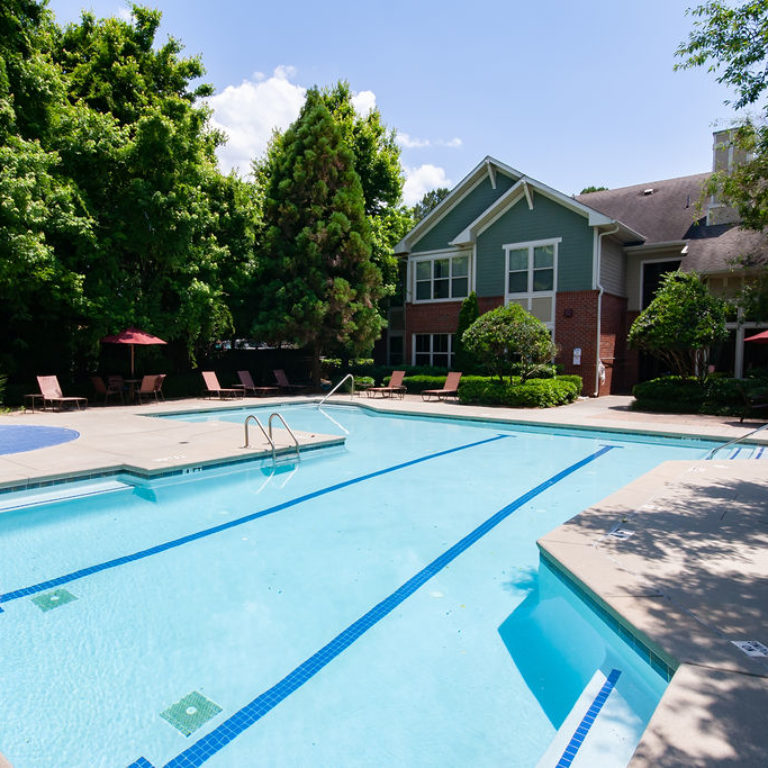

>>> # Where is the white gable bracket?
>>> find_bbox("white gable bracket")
[522,180,534,210]
[486,160,497,190]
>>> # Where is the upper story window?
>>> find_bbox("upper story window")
[504,238,560,326]
[413,252,470,302]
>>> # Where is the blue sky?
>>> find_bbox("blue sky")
[48,0,743,204]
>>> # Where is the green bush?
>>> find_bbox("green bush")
[402,374,486,394]
[632,376,704,413]
[0,373,6,405]
[458,376,579,407]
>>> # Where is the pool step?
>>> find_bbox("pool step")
[536,668,640,768]
[725,445,768,460]
[0,479,134,513]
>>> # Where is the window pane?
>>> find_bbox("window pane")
[432,353,449,368]
[530,296,553,323]
[534,245,554,268]
[415,353,431,366]
[533,268,554,292]
[433,259,450,279]
[433,334,449,353]
[416,261,431,280]
[416,282,431,300]
[433,278,449,299]
[415,334,430,352]
[452,277,468,297]
[452,255,469,277]
[508,271,528,293]
[507,248,528,271]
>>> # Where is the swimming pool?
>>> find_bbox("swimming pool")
[0,405,711,767]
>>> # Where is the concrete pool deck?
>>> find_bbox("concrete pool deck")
[0,392,766,766]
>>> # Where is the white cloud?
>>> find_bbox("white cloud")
[397,133,431,149]
[207,66,306,175]
[438,137,463,148]
[402,164,452,206]
[351,90,376,116]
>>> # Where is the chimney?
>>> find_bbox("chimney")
[707,128,745,226]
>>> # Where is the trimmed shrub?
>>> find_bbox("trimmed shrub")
[458,376,580,407]
[632,376,704,413]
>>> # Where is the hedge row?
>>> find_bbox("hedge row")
[632,375,768,415]
[457,377,581,407]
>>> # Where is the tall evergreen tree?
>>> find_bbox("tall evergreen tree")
[254,88,385,384]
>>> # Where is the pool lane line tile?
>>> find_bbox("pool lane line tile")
[160,692,223,737]
[30,588,77,612]
[127,760,155,768]
[555,668,622,768]
[0,434,509,609]
[139,445,615,768]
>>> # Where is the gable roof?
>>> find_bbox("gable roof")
[397,156,644,255]
[396,156,522,254]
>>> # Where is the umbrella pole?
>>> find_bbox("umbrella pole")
[131,345,135,377]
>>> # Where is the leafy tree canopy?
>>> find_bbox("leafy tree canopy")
[454,291,480,372]
[412,187,450,221]
[627,271,728,378]
[462,303,558,383]
[579,185,608,194]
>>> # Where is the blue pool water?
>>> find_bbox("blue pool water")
[0,405,712,767]
[0,425,79,455]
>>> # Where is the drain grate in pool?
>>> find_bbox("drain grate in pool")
[31,588,77,612]
[160,691,222,736]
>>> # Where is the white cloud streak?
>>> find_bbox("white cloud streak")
[396,133,463,149]
[402,164,452,206]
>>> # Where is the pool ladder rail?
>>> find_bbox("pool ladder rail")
[243,412,301,462]
[317,373,354,407]
[706,421,768,460]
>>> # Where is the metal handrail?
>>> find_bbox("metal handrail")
[706,422,768,460]
[268,412,301,461]
[243,414,275,459]
[317,373,354,407]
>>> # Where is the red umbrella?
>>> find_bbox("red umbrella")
[101,327,167,376]
[744,329,768,343]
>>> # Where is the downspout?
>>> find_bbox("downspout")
[594,223,620,396]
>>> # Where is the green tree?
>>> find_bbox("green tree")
[462,303,558,383]
[254,88,385,384]
[627,271,728,378]
[676,1,768,230]
[454,291,479,372]
[579,185,608,194]
[412,187,450,221]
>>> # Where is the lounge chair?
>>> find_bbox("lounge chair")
[236,370,280,397]
[91,375,124,405]
[367,370,407,399]
[421,372,462,402]
[201,371,243,399]
[738,383,768,423]
[273,369,310,394]
[135,374,166,404]
[37,375,88,411]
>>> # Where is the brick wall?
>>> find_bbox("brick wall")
[554,290,599,395]
[600,293,629,395]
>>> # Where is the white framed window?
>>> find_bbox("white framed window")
[504,238,560,327]
[413,333,454,368]
[413,251,470,302]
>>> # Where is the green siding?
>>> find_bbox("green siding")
[475,192,594,297]
[411,173,516,253]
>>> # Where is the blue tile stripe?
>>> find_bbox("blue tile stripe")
[128,445,614,768]
[126,759,155,768]
[555,668,622,768]
[0,435,508,609]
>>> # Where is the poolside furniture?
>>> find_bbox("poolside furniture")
[738,383,768,423]
[202,371,244,399]
[36,375,88,411]
[91,375,124,405]
[236,370,280,397]
[421,372,462,402]
[273,369,310,394]
[367,370,407,399]
[135,374,166,404]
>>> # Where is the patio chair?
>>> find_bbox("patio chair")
[37,375,88,411]
[738,383,768,423]
[273,369,310,394]
[237,370,279,397]
[91,375,124,405]
[366,370,407,399]
[421,372,462,402]
[201,371,243,399]
[135,374,166,404]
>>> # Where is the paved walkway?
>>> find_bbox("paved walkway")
[1,393,766,766]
